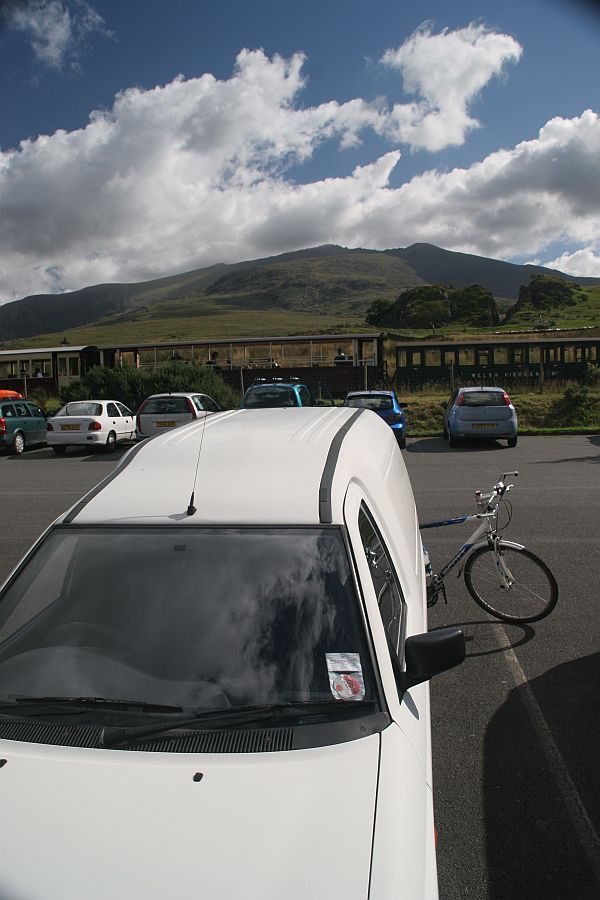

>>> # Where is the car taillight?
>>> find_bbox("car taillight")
[0,418,5,435]
[457,393,465,406]
[503,391,511,405]
[47,422,54,431]
[186,398,196,415]
[88,421,102,431]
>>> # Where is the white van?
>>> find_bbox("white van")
[0,407,464,900]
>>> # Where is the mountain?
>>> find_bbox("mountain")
[1,244,599,344]
[387,243,600,299]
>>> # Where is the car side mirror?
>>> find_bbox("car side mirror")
[396,628,465,691]
[440,401,448,409]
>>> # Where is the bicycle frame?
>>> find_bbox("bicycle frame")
[420,472,522,597]
[420,512,495,581]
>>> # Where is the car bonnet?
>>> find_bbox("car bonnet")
[0,733,379,900]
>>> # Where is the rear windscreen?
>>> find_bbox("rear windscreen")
[142,398,191,414]
[461,392,506,407]
[345,395,393,411]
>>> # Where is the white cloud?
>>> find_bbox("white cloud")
[3,0,109,70]
[537,248,600,277]
[1,27,599,302]
[380,23,522,150]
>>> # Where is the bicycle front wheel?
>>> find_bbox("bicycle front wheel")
[464,543,558,623]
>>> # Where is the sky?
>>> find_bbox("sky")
[1,0,600,305]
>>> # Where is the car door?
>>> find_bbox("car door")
[105,402,124,440]
[26,402,47,444]
[13,402,35,446]
[116,402,135,439]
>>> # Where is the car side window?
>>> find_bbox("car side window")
[202,397,220,412]
[2,404,15,418]
[298,386,312,406]
[13,403,30,417]
[358,503,406,655]
[117,403,132,417]
[106,403,120,417]
[27,404,45,418]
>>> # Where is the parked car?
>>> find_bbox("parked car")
[241,378,334,408]
[0,407,464,900]
[136,392,221,438]
[0,398,47,455]
[46,400,135,454]
[442,386,518,448]
[343,390,408,448]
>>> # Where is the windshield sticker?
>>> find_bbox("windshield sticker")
[326,653,365,701]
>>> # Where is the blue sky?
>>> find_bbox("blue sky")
[1,0,600,303]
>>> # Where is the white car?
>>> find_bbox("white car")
[0,408,464,900]
[136,391,221,438]
[46,399,135,454]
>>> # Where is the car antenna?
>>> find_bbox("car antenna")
[187,412,208,516]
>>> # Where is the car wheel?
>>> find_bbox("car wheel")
[507,435,518,448]
[12,432,25,455]
[52,445,67,455]
[105,431,117,453]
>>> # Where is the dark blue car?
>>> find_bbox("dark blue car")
[343,390,408,449]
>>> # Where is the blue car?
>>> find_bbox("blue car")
[343,390,408,449]
[442,386,518,448]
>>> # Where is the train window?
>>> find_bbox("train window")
[459,349,475,365]
[69,358,80,377]
[425,350,441,366]
[529,346,541,363]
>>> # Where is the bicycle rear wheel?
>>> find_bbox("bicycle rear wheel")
[464,543,558,623]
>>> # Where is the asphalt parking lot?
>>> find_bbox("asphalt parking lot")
[404,434,600,899]
[1,434,599,899]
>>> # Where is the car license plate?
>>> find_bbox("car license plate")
[473,423,496,429]
[61,424,80,431]
[155,421,176,427]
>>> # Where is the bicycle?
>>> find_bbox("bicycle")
[420,471,558,624]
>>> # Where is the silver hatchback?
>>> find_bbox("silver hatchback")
[136,392,221,438]
[443,386,518,448]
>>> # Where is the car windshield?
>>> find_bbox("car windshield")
[60,402,102,416]
[243,386,298,408]
[460,391,507,407]
[0,527,376,712]
[345,395,394,411]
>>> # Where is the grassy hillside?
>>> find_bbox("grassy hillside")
[3,244,600,348]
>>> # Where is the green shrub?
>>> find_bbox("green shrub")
[59,363,241,411]
[554,384,600,426]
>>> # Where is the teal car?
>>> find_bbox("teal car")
[241,379,334,408]
[0,399,47,455]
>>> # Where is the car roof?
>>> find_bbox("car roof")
[346,390,393,396]
[62,408,398,527]
[144,392,207,398]
[457,386,505,393]
[245,382,304,390]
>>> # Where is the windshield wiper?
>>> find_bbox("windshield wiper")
[0,697,184,715]
[102,699,378,748]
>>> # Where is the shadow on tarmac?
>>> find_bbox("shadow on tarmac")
[484,651,600,899]
[407,437,510,454]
